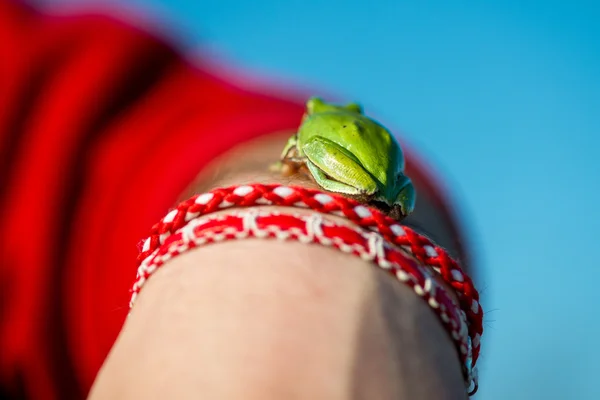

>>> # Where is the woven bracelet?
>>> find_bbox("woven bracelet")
[131,183,482,394]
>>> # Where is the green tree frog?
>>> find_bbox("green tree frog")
[278,97,416,220]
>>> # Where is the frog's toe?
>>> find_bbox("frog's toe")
[280,134,300,160]
[269,161,284,172]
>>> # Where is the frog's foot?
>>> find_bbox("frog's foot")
[280,134,301,161]
[273,134,305,176]
[269,161,284,173]
[269,160,299,177]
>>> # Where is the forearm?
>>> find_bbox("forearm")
[89,233,465,399]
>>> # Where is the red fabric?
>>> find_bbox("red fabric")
[0,1,470,399]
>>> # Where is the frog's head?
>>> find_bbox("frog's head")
[305,97,363,116]
[370,173,416,221]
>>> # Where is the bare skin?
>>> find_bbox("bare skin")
[88,132,468,400]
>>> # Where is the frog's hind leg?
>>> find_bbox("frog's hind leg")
[303,136,378,197]
[306,160,365,196]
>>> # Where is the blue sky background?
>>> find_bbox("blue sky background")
[43,0,600,398]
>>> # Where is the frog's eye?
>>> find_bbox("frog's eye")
[306,97,325,114]
[344,102,363,114]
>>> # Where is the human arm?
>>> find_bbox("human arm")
[88,134,468,400]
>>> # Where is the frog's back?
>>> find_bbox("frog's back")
[299,110,403,188]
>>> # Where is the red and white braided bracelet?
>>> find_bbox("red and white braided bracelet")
[131,183,482,394]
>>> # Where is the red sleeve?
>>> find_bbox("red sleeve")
[0,1,469,399]
[0,2,305,398]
